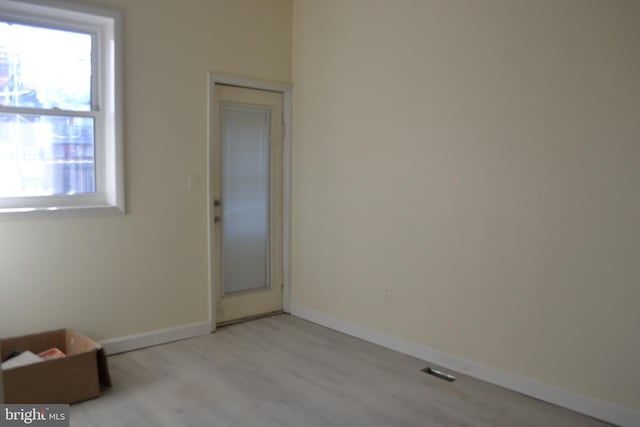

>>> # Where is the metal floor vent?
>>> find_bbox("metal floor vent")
[422,367,456,382]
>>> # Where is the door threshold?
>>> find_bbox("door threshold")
[216,310,285,328]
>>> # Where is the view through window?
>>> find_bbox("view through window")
[0,22,95,197]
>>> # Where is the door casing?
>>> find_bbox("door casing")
[207,73,292,331]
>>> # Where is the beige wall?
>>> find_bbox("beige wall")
[292,0,640,412]
[0,0,292,340]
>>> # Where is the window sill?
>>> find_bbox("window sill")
[0,204,125,220]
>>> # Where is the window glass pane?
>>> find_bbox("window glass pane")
[222,104,271,295]
[0,22,92,111]
[0,113,95,196]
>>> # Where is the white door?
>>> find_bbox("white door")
[212,84,284,325]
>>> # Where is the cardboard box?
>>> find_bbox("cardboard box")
[0,329,111,404]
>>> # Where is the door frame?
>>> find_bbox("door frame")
[207,73,292,331]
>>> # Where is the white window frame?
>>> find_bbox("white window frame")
[0,0,123,217]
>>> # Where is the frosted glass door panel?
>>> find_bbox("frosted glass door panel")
[222,104,271,295]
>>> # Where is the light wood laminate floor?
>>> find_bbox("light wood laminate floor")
[71,315,611,426]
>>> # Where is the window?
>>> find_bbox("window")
[0,0,123,216]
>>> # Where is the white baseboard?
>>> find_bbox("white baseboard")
[100,321,213,355]
[291,303,639,427]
